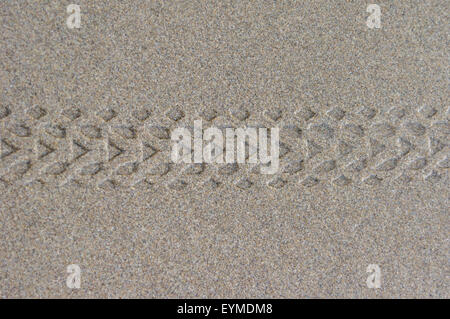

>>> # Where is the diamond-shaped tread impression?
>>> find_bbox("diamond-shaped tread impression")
[8,124,31,137]
[107,140,124,161]
[0,105,12,119]
[267,177,286,189]
[97,108,116,122]
[429,137,445,156]
[142,143,157,161]
[81,125,102,139]
[36,140,55,159]
[28,106,47,120]
[327,107,345,121]
[72,140,90,161]
[62,108,82,121]
[0,139,18,159]
[80,162,103,176]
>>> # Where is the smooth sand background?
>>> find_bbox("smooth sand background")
[0,1,448,298]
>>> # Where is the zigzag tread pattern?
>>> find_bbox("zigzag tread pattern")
[0,103,448,191]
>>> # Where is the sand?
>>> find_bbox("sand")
[0,0,448,298]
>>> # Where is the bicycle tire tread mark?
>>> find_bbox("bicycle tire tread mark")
[0,103,448,190]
